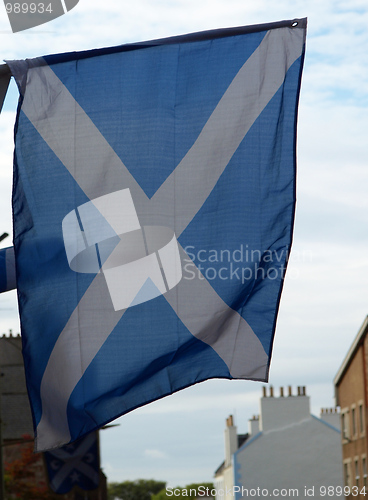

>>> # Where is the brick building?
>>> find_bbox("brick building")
[334,316,368,493]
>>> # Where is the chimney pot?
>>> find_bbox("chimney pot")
[262,386,267,398]
[227,415,234,427]
[280,387,284,397]
[270,386,274,397]
[288,386,292,397]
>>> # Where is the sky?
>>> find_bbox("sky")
[0,0,367,489]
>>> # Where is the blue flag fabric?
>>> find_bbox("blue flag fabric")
[7,19,306,451]
[0,246,16,293]
[44,431,100,494]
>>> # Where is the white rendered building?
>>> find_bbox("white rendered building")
[214,386,343,500]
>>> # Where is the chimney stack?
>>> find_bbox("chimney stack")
[224,415,237,467]
[226,415,234,427]
[260,385,311,432]
[248,415,260,436]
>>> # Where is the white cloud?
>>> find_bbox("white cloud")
[144,449,169,460]
[136,381,261,416]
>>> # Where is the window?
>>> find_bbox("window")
[342,410,350,440]
[359,403,365,435]
[355,458,360,487]
[352,407,357,437]
[363,456,367,488]
[344,461,352,488]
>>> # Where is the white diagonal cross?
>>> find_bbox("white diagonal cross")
[8,26,304,450]
[47,432,99,492]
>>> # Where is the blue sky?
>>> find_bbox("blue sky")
[0,0,367,488]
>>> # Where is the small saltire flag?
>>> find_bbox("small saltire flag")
[6,18,306,451]
[44,431,100,494]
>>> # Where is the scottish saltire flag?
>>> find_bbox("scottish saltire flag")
[0,247,16,293]
[7,18,306,451]
[44,431,100,494]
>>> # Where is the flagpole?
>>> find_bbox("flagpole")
[0,369,4,500]
[0,232,7,500]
